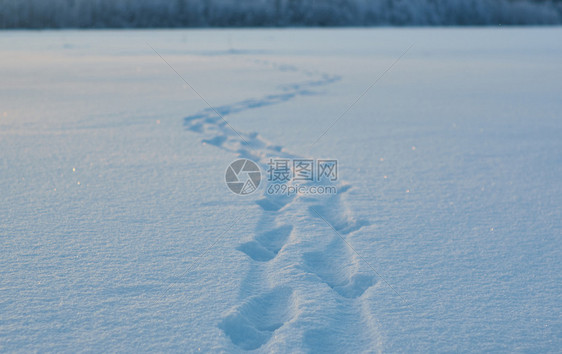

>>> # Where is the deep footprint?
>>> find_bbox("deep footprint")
[219,287,294,350]
[308,203,369,235]
[256,195,293,212]
[304,250,375,299]
[237,225,293,262]
[301,184,368,235]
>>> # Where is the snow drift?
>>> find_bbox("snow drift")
[1,0,561,28]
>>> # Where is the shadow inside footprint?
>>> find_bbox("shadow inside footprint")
[202,135,228,147]
[304,251,375,299]
[333,274,375,299]
[219,287,294,350]
[237,241,275,262]
[237,225,293,262]
[186,122,203,132]
[308,204,369,235]
[256,195,293,212]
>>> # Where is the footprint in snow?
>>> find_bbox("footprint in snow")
[237,225,293,262]
[303,246,375,299]
[219,286,294,350]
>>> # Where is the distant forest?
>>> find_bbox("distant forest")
[1,0,561,28]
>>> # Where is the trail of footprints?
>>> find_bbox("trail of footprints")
[184,58,377,350]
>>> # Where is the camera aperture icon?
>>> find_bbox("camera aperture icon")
[225,159,261,195]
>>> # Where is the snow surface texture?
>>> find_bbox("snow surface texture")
[2,0,562,28]
[1,28,561,352]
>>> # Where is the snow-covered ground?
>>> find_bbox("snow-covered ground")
[1,28,561,352]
